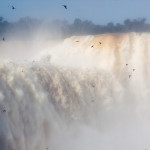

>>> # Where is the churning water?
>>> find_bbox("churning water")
[0,33,150,150]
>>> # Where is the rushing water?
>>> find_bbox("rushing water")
[0,33,150,150]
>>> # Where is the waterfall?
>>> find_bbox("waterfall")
[0,32,150,150]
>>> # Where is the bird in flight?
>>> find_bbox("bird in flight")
[133,69,135,71]
[2,109,6,113]
[129,75,131,78]
[91,45,94,48]
[8,5,16,10]
[2,37,5,41]
[12,6,16,10]
[99,42,102,44]
[76,41,79,42]
[62,5,67,9]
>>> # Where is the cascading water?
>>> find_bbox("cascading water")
[0,32,150,150]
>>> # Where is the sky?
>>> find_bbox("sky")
[0,0,150,24]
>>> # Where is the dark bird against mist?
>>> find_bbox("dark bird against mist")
[62,5,67,9]
[2,109,6,113]
[133,69,135,71]
[2,37,5,41]
[76,41,79,42]
[91,45,94,48]
[129,75,131,78]
[99,42,101,44]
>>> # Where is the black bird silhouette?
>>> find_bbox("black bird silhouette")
[91,45,94,48]
[76,41,79,42]
[2,37,5,41]
[2,109,6,113]
[133,69,135,71]
[129,75,131,78]
[12,6,16,10]
[99,42,101,44]
[62,5,67,9]
[126,64,128,66]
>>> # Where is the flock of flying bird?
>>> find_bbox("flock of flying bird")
[1,3,67,42]
[0,4,136,149]
[76,40,135,79]
[126,64,136,78]
[1,4,16,41]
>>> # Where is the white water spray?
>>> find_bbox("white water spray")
[0,32,150,150]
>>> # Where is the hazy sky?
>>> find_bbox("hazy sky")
[0,0,150,24]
